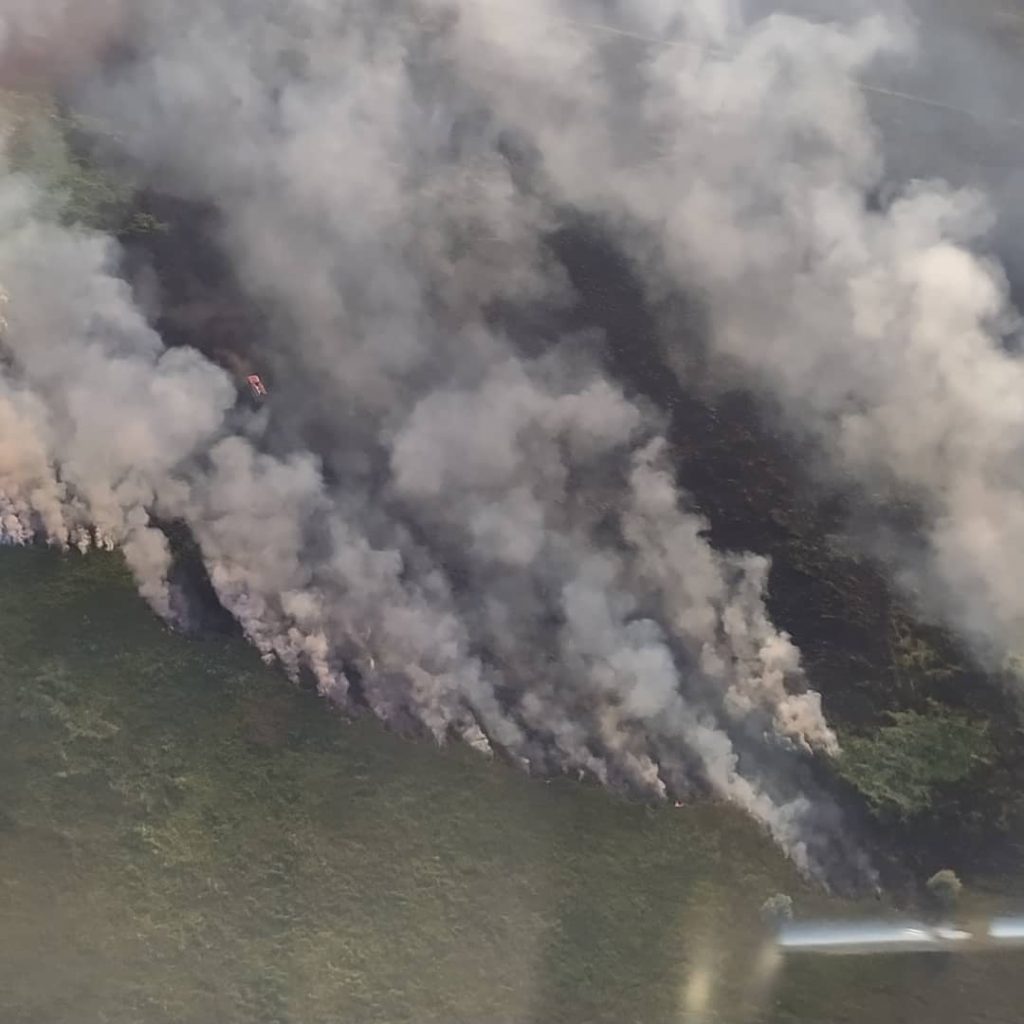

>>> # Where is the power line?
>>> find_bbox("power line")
[555,15,1024,133]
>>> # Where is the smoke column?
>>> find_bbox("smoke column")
[21,0,1024,883]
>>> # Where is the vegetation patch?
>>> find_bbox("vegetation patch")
[0,90,161,235]
[837,706,996,819]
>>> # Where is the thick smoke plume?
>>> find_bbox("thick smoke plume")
[416,0,1024,669]
[0,158,847,878]
[21,0,1024,883]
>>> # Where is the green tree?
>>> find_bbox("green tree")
[926,869,963,914]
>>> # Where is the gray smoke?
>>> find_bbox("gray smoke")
[0,167,236,610]
[403,0,1024,669]
[0,0,123,86]
[9,0,980,883]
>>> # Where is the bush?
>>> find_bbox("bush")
[926,869,963,913]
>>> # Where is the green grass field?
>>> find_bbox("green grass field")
[2,546,1024,1024]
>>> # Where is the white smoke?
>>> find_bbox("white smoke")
[624,438,838,755]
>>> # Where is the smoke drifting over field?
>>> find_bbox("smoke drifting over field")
[2,0,1022,881]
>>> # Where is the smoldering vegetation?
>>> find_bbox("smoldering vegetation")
[3,0,1024,887]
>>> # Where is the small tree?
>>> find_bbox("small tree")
[926,869,963,915]
[760,893,794,927]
